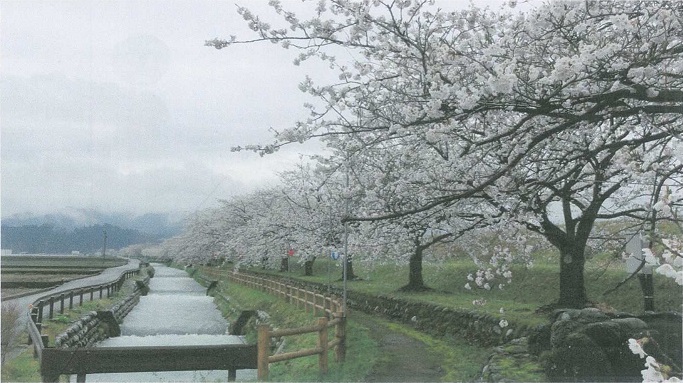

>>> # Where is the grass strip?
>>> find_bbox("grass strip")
[197,267,378,382]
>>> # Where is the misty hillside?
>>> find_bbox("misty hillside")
[1,223,158,254]
[1,208,185,238]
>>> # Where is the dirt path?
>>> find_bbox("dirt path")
[353,311,445,382]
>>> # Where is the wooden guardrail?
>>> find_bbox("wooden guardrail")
[257,315,345,380]
[203,269,344,318]
[27,265,259,383]
[200,268,347,380]
[40,343,257,382]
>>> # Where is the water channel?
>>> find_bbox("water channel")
[74,264,256,382]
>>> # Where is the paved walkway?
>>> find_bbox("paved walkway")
[2,259,140,364]
[4,258,140,316]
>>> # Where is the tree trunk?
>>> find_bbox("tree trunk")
[341,256,357,280]
[399,245,431,292]
[304,257,315,276]
[557,244,588,308]
[280,257,289,272]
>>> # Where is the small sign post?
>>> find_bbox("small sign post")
[624,233,654,311]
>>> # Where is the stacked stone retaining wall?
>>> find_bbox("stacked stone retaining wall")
[236,270,681,382]
[53,276,150,348]
[240,270,529,346]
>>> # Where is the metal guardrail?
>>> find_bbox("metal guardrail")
[26,266,142,381]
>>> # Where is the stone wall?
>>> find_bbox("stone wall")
[53,276,150,348]
[528,308,682,382]
[239,270,682,382]
[240,270,530,347]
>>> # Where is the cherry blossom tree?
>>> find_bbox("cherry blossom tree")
[209,0,683,308]
[276,161,348,275]
[335,137,496,291]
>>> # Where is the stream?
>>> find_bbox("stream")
[74,264,256,382]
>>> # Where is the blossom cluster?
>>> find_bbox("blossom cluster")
[628,338,681,383]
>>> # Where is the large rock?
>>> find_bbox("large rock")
[542,308,680,382]
[546,332,613,381]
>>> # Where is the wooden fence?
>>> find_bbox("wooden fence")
[27,265,258,383]
[27,265,346,382]
[200,268,347,380]
[40,343,257,382]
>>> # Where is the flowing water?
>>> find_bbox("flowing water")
[75,264,256,382]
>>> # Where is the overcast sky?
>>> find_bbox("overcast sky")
[1,0,522,219]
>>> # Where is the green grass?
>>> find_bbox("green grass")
[492,353,546,382]
[384,321,492,382]
[212,253,682,382]
[1,348,41,382]
[1,272,144,382]
[201,273,377,382]
[197,266,527,382]
[200,267,502,382]
[241,252,682,328]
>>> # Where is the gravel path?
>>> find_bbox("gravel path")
[353,311,445,382]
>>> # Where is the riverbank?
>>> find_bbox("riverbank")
[193,265,503,382]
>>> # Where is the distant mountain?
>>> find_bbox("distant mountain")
[1,208,185,238]
[1,223,156,254]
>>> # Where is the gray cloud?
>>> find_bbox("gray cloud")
[0,0,343,218]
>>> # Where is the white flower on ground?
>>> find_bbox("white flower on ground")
[499,319,509,328]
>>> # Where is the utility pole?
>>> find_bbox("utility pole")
[102,229,107,258]
[342,160,349,319]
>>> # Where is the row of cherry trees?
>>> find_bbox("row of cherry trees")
[160,157,474,289]
[164,1,683,310]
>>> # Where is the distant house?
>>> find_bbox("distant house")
[1,249,12,255]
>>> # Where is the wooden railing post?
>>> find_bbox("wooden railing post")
[257,325,270,381]
[318,317,328,374]
[69,291,74,310]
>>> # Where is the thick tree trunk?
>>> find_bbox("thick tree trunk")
[557,244,588,308]
[304,257,315,276]
[341,256,358,280]
[399,246,431,292]
[279,257,289,272]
